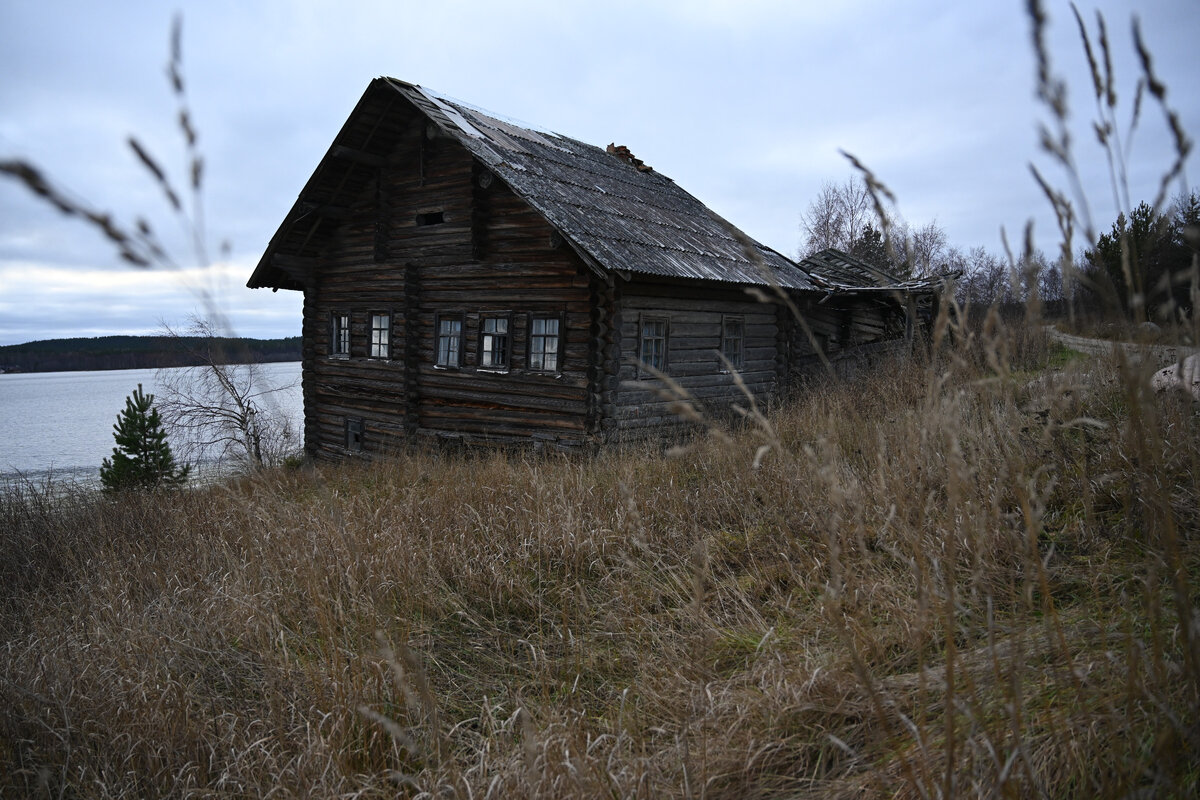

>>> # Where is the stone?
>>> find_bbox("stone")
[1151,353,1200,401]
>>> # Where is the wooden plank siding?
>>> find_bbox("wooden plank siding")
[784,295,909,379]
[260,82,935,457]
[302,112,595,458]
[612,278,782,435]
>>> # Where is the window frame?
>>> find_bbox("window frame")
[369,311,391,360]
[477,313,512,372]
[345,417,364,451]
[434,312,464,369]
[638,315,669,378]
[527,314,563,374]
[720,315,745,371]
[330,311,351,359]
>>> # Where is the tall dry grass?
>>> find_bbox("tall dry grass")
[3,3,1197,797]
[2,315,1197,797]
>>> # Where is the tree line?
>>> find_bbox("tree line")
[0,334,301,374]
[799,178,1199,323]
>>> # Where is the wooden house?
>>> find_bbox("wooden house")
[248,78,939,456]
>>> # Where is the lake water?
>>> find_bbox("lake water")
[0,362,303,485]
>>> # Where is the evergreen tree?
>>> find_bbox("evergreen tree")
[849,224,899,273]
[1085,193,1197,319]
[99,384,190,491]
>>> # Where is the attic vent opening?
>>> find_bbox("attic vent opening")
[416,211,445,226]
[606,143,653,172]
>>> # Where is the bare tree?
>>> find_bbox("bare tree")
[900,220,950,278]
[798,178,875,257]
[799,178,953,280]
[156,317,299,470]
[1037,254,1064,304]
[951,246,1010,307]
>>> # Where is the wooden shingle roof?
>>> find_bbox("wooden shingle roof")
[249,78,816,291]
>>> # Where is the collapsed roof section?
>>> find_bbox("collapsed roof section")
[799,248,951,293]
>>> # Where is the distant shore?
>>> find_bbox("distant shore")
[0,334,301,374]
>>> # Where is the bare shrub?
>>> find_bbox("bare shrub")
[156,317,299,471]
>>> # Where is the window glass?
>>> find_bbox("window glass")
[436,316,462,367]
[480,316,509,369]
[721,317,744,369]
[640,317,667,373]
[370,313,390,359]
[529,316,560,372]
[332,313,350,357]
[345,418,363,451]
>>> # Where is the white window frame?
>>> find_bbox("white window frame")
[370,312,391,359]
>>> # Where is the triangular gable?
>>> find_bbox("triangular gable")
[249,77,816,292]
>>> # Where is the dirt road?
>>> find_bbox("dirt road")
[1046,326,1194,368]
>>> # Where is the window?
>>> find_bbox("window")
[416,210,445,226]
[479,315,510,370]
[331,312,350,358]
[721,316,745,370]
[436,315,463,367]
[345,417,364,451]
[370,313,390,359]
[528,316,560,372]
[639,316,668,375]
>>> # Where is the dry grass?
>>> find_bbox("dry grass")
[2,315,1197,798]
[2,5,1197,796]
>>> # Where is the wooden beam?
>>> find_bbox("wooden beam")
[330,144,386,167]
[271,253,317,270]
[299,201,354,220]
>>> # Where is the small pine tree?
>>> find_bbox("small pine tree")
[99,384,190,491]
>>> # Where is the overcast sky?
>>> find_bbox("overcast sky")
[1,0,1197,347]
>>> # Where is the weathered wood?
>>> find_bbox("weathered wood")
[331,144,387,167]
[299,118,598,453]
[281,84,928,455]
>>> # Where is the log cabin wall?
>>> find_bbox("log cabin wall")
[303,111,594,458]
[612,277,782,437]
[785,293,910,380]
[256,80,946,455]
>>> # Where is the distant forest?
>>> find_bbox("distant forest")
[0,335,301,374]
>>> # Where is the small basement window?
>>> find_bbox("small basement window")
[345,417,364,451]
[370,313,390,359]
[416,210,445,226]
